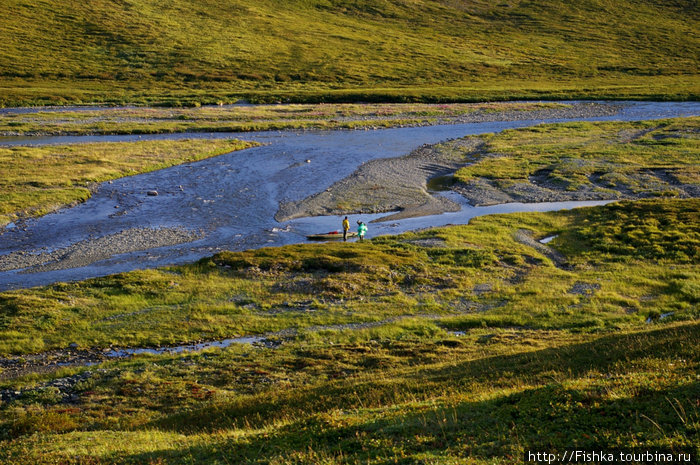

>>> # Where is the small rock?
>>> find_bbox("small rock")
[68,343,79,349]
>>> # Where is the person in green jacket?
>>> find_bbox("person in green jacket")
[357,220,367,241]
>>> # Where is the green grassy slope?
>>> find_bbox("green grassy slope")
[1,0,698,105]
[0,199,698,463]
[454,117,700,199]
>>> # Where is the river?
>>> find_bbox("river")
[0,101,698,291]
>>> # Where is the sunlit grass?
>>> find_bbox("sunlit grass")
[454,117,700,195]
[0,102,565,136]
[0,0,698,106]
[0,321,697,464]
[1,198,697,355]
[0,198,698,463]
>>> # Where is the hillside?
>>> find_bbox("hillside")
[1,0,698,105]
[1,199,698,463]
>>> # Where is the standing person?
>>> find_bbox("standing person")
[342,216,350,241]
[357,220,367,241]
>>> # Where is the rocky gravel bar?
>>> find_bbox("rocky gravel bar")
[0,227,203,273]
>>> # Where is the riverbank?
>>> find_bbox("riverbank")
[278,117,700,221]
[0,138,257,228]
[0,101,618,136]
[2,108,698,289]
[0,227,203,273]
[275,138,482,222]
[2,197,697,358]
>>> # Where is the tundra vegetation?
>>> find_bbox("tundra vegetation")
[0,102,565,136]
[450,117,700,203]
[0,0,698,106]
[0,108,698,462]
[0,198,698,464]
[454,118,700,191]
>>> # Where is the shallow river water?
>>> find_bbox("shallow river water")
[1,101,698,291]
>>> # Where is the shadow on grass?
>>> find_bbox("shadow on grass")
[122,323,700,463]
[127,379,699,464]
[153,323,699,432]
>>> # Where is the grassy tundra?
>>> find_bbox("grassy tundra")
[450,117,700,204]
[455,118,700,190]
[0,0,698,106]
[0,199,698,464]
[0,116,698,462]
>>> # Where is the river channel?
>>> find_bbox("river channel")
[1,101,698,291]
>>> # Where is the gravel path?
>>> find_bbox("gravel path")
[0,102,622,137]
[418,102,622,126]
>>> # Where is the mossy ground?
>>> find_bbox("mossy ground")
[453,117,700,200]
[0,199,697,464]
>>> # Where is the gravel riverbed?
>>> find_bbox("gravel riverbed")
[276,102,625,221]
[0,227,203,273]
